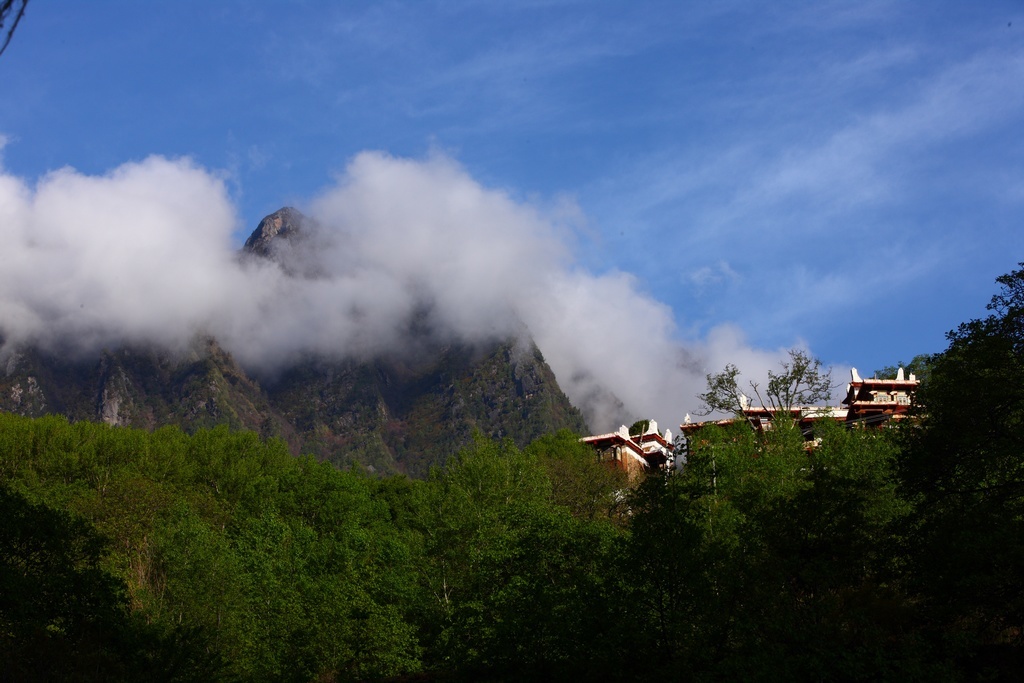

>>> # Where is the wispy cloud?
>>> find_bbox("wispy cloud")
[689,260,742,290]
[743,51,1024,211]
[580,38,1024,352]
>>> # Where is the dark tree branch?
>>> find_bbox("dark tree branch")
[0,0,29,58]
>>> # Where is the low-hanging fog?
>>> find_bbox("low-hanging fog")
[0,150,817,431]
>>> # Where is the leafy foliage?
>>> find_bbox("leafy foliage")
[699,349,835,415]
[0,483,220,681]
[874,353,935,383]
[697,362,745,415]
[527,429,627,522]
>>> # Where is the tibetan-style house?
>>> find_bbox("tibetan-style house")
[678,366,920,440]
[581,420,674,481]
[843,366,918,426]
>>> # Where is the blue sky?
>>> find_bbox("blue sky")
[1,2,1023,423]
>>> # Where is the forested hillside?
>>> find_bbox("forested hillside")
[1,264,1023,681]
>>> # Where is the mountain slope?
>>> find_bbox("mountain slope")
[0,339,296,441]
[265,337,587,476]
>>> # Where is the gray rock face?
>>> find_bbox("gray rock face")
[241,206,329,278]
[242,207,306,258]
[7,376,46,414]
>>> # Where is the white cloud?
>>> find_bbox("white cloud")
[0,156,243,354]
[0,149,808,431]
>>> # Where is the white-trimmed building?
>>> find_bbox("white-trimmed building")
[581,420,674,481]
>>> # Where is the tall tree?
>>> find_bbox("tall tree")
[526,429,627,523]
[698,349,835,416]
[874,353,934,384]
[620,416,934,680]
[900,263,1024,677]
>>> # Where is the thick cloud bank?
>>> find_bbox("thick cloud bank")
[0,151,812,430]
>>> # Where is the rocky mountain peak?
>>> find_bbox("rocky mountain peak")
[242,207,306,258]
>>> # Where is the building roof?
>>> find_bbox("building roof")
[580,420,675,469]
[681,366,917,436]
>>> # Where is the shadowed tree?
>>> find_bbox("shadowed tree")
[900,263,1024,678]
[0,484,222,681]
